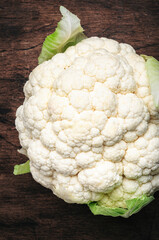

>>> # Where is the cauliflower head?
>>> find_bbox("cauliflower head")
[14,6,159,217]
[15,36,159,211]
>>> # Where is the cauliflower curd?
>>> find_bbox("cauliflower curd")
[15,36,159,209]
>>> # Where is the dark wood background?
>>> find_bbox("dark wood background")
[0,0,159,239]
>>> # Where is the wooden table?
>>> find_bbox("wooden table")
[0,0,159,239]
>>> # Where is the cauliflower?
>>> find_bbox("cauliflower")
[14,6,159,217]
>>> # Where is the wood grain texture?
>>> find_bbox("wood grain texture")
[0,0,159,239]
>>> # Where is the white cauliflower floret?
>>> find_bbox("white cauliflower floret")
[75,151,102,168]
[102,117,125,146]
[15,37,159,208]
[52,172,103,203]
[90,83,117,116]
[103,141,127,162]
[78,161,122,193]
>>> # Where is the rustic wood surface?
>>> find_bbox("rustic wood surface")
[0,0,159,239]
